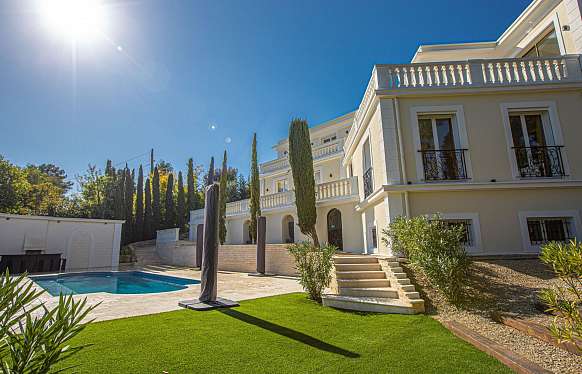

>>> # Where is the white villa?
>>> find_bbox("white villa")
[191,0,582,257]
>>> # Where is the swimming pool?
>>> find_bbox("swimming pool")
[31,271,200,296]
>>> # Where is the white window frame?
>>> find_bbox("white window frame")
[424,213,482,253]
[500,101,569,179]
[518,210,581,252]
[515,15,566,58]
[314,169,322,184]
[322,135,337,144]
[410,105,472,182]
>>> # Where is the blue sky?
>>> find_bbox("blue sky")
[0,0,531,187]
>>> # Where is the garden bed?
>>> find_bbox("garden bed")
[403,259,581,373]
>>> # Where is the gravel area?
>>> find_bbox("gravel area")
[403,259,581,374]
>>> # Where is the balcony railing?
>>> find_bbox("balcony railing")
[513,146,566,178]
[191,177,359,220]
[420,149,469,181]
[347,55,582,150]
[260,139,345,174]
[363,168,374,198]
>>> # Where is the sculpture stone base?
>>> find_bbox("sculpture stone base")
[178,298,239,311]
[248,272,274,277]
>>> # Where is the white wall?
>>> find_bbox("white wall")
[0,214,123,271]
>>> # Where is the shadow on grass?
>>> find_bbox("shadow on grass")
[219,309,360,358]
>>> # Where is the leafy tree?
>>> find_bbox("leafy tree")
[0,271,96,373]
[157,160,173,174]
[152,167,161,235]
[236,174,249,201]
[144,177,153,240]
[218,150,228,244]
[288,242,336,302]
[164,173,176,229]
[288,119,319,246]
[0,155,29,214]
[177,171,186,234]
[249,134,261,243]
[123,167,134,244]
[23,166,65,216]
[135,165,144,241]
[76,165,107,219]
[36,163,73,193]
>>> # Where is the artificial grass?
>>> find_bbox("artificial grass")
[58,293,511,373]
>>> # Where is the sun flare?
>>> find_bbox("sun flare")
[38,0,107,42]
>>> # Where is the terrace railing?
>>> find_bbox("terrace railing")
[513,145,566,178]
[419,149,469,181]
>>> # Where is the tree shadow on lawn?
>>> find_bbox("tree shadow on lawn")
[218,309,360,358]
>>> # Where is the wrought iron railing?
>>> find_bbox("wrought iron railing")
[363,167,374,198]
[513,146,566,178]
[419,149,468,181]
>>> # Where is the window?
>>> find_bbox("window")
[362,138,373,197]
[523,29,561,58]
[417,115,467,181]
[371,226,378,248]
[442,219,473,247]
[275,179,288,193]
[508,111,565,178]
[314,170,321,184]
[527,217,573,245]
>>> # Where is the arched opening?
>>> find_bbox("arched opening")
[243,220,251,244]
[282,215,295,243]
[327,208,343,250]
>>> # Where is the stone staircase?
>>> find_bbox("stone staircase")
[130,242,163,266]
[322,254,424,314]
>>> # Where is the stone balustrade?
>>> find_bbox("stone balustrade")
[190,177,358,220]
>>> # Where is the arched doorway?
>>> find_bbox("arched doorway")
[282,215,295,243]
[327,209,343,250]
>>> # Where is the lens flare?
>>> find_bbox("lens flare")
[38,0,107,42]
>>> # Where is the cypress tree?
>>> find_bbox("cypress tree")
[177,171,186,234]
[218,150,228,244]
[289,118,319,246]
[150,148,154,176]
[152,166,161,235]
[104,160,117,219]
[135,165,144,241]
[187,158,197,213]
[144,177,152,240]
[115,169,125,220]
[123,167,134,244]
[249,133,261,243]
[206,157,215,186]
[164,173,176,229]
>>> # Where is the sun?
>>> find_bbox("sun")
[38,0,107,42]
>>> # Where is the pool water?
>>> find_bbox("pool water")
[31,271,200,296]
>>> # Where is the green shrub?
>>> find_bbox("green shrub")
[382,215,471,303]
[539,240,582,351]
[1,270,96,373]
[288,242,336,302]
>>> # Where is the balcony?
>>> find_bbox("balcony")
[420,149,469,181]
[347,55,582,149]
[513,146,566,178]
[260,139,345,174]
[191,177,359,220]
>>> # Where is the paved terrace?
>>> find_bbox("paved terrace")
[32,266,302,322]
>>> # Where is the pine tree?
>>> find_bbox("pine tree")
[237,174,249,200]
[177,171,186,234]
[135,165,144,241]
[164,173,176,229]
[123,167,134,244]
[288,118,319,246]
[152,166,161,235]
[187,158,197,213]
[249,133,261,243]
[144,177,152,240]
[218,150,228,244]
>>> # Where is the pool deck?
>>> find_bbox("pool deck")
[32,265,302,322]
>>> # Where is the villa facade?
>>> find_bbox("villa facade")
[191,0,582,256]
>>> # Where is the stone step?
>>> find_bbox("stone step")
[337,279,390,288]
[334,263,382,272]
[339,287,399,298]
[333,256,378,264]
[322,295,420,314]
[336,271,386,280]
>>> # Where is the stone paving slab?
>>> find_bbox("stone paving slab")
[31,265,302,322]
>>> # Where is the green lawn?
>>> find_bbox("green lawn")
[58,293,511,373]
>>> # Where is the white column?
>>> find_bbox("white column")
[378,99,403,185]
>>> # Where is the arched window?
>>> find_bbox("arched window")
[327,209,343,250]
[282,215,295,243]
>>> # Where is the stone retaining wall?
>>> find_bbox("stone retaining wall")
[155,241,297,276]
